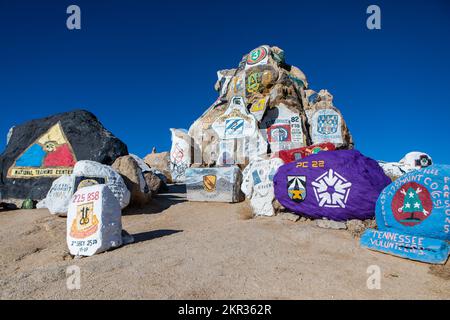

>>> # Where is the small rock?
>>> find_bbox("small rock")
[280,212,300,222]
[346,219,366,238]
[315,219,347,230]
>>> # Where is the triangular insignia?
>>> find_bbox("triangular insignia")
[7,122,77,178]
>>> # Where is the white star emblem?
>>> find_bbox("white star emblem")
[405,203,411,208]
[409,192,414,198]
[312,169,352,208]
[414,202,420,208]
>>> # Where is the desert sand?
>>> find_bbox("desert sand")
[0,185,448,300]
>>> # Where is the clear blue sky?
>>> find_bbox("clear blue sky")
[1,0,449,163]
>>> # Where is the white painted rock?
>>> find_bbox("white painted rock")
[67,184,123,256]
[37,174,75,216]
[260,103,306,153]
[378,161,414,181]
[241,157,284,216]
[399,151,433,170]
[186,166,243,203]
[129,154,152,173]
[212,96,257,140]
[170,128,192,183]
[73,160,130,209]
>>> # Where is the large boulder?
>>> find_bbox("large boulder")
[375,165,450,241]
[241,157,284,216]
[67,184,123,256]
[73,160,130,209]
[112,155,151,208]
[361,165,450,264]
[274,150,391,221]
[143,150,172,183]
[0,110,128,201]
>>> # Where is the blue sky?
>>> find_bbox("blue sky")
[1,0,449,163]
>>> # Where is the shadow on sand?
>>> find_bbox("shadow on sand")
[132,229,183,244]
[123,184,187,216]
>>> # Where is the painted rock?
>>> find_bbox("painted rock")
[0,110,128,201]
[37,174,75,216]
[112,155,151,208]
[169,128,194,183]
[360,228,449,264]
[67,184,123,256]
[377,161,414,181]
[186,166,243,203]
[305,89,353,149]
[241,157,284,216]
[399,151,433,170]
[260,103,307,153]
[143,151,172,183]
[375,165,450,241]
[73,160,131,209]
[278,143,336,164]
[274,150,391,221]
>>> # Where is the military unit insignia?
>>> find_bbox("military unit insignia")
[246,46,268,66]
[287,175,307,203]
[7,122,77,178]
[268,124,291,142]
[312,169,352,208]
[203,175,217,192]
[391,182,433,227]
[69,202,99,239]
[317,115,339,135]
[224,118,244,137]
[415,155,432,168]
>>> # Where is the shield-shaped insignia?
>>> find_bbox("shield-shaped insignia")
[317,115,338,135]
[287,176,307,203]
[203,175,217,192]
[70,202,99,239]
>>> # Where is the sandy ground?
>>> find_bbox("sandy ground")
[0,185,449,300]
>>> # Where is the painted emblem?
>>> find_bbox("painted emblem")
[225,118,244,137]
[246,47,268,66]
[287,175,307,203]
[391,182,433,226]
[268,124,291,142]
[415,155,432,168]
[69,202,99,239]
[317,114,339,135]
[312,169,352,208]
[250,98,266,112]
[246,72,261,93]
[203,175,217,192]
[7,122,77,178]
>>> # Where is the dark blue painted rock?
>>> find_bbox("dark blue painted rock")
[375,164,450,241]
[273,150,391,221]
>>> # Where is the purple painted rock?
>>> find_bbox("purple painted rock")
[274,150,391,221]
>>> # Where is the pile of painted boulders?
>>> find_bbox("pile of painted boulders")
[165,45,353,185]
